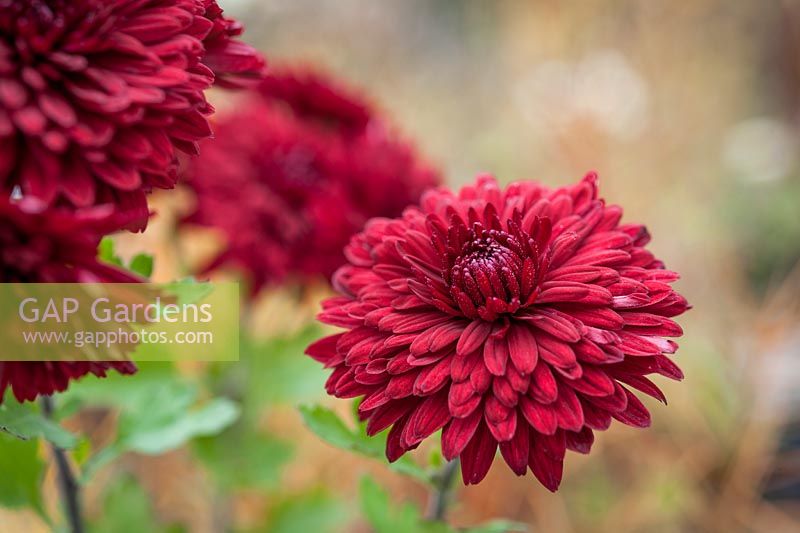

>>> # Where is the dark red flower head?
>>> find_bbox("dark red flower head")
[183,67,440,294]
[0,196,139,402]
[0,0,265,230]
[306,173,689,491]
[200,0,266,88]
[258,68,373,136]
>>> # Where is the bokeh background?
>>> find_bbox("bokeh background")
[6,1,800,531]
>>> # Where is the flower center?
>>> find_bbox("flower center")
[449,226,527,321]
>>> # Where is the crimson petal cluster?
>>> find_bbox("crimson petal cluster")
[258,67,372,136]
[306,173,689,490]
[0,0,265,230]
[183,67,440,293]
[0,196,141,402]
[199,0,265,88]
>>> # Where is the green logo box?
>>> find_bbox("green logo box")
[0,282,239,362]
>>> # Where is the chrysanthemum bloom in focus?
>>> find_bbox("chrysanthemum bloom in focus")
[183,67,439,293]
[0,196,140,402]
[0,0,265,230]
[306,173,689,490]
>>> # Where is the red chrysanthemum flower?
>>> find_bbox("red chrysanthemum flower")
[0,0,265,230]
[258,68,372,136]
[306,173,689,491]
[183,67,440,293]
[200,0,266,88]
[0,196,140,402]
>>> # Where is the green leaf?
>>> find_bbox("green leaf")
[359,476,447,533]
[128,253,154,278]
[89,475,183,533]
[0,432,46,517]
[244,325,328,406]
[465,520,528,533]
[80,446,120,482]
[428,448,445,469]
[263,489,349,533]
[359,475,520,533]
[58,362,182,414]
[59,364,240,482]
[359,476,397,532]
[194,430,293,490]
[299,404,431,484]
[97,237,122,266]
[388,458,433,484]
[163,278,215,305]
[299,405,356,450]
[122,398,239,454]
[72,437,92,466]
[82,398,239,481]
[0,396,77,449]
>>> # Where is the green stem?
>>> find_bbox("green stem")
[426,458,460,522]
[41,396,85,533]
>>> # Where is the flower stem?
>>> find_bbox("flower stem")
[41,396,85,533]
[426,458,460,522]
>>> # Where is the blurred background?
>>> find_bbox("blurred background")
[7,1,800,531]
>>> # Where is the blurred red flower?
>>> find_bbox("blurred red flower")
[306,173,689,491]
[200,0,266,88]
[258,68,372,136]
[0,196,139,402]
[183,67,440,294]
[0,0,265,230]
